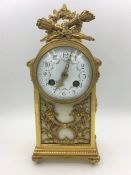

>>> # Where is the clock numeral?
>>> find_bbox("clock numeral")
[53,88,56,93]
[78,63,86,71]
[81,63,85,69]
[52,54,59,63]
[43,72,48,76]
[80,73,87,80]
[72,90,76,94]
[75,55,77,60]
[43,72,47,76]
[79,83,82,88]
[62,91,66,96]
[44,82,48,86]
[53,55,58,61]
[53,55,57,59]
[44,62,50,67]
[82,74,87,79]
[73,55,77,62]
[63,51,69,59]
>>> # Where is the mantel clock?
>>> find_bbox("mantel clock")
[27,4,102,164]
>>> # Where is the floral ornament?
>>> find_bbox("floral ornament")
[40,97,91,144]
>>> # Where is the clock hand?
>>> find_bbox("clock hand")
[63,53,72,75]
[55,53,72,89]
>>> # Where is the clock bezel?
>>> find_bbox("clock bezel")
[32,39,97,104]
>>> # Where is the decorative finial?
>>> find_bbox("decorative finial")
[36,4,95,43]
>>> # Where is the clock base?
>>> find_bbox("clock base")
[32,142,100,164]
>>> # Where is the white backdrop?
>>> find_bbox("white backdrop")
[0,0,131,175]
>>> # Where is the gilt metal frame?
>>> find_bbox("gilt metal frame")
[27,4,101,164]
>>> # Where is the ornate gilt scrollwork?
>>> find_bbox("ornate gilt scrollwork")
[40,96,91,144]
[36,4,95,42]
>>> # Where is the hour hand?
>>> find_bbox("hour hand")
[55,72,68,89]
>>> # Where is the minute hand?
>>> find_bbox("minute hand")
[63,54,72,75]
[55,54,72,89]
[63,56,71,73]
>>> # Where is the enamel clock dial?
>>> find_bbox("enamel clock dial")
[37,46,92,100]
[33,40,97,104]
